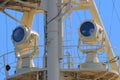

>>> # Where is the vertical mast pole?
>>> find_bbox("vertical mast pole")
[47,0,60,80]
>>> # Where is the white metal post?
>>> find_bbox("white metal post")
[67,52,71,69]
[58,0,63,60]
[86,53,98,63]
[117,56,120,80]
[3,56,8,79]
[47,0,60,80]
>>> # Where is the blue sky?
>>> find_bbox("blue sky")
[0,0,120,79]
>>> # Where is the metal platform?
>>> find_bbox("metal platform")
[7,68,119,80]
[7,68,44,80]
[60,69,119,80]
[0,0,41,12]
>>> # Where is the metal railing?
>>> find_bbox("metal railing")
[0,46,119,79]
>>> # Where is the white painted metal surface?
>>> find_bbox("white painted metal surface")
[47,0,60,80]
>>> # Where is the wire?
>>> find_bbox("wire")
[111,0,120,24]
[47,2,69,24]
[75,11,82,22]
[108,0,116,41]
[84,10,87,20]
[98,0,101,12]
[5,11,8,64]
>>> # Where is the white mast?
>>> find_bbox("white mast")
[47,0,61,80]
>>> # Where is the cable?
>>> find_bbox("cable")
[47,2,69,24]
[84,10,86,20]
[108,0,116,41]
[75,11,82,22]
[98,0,101,11]
[5,12,8,64]
[111,0,120,24]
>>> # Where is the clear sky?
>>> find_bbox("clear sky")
[0,0,120,80]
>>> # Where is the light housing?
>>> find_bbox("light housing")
[80,21,95,37]
[79,20,104,45]
[12,27,25,42]
[12,25,39,56]
[12,26,39,72]
[12,25,31,45]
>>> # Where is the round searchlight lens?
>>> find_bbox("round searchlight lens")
[80,21,95,37]
[12,27,25,42]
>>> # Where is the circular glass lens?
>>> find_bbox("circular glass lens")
[80,21,95,37]
[12,27,25,42]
